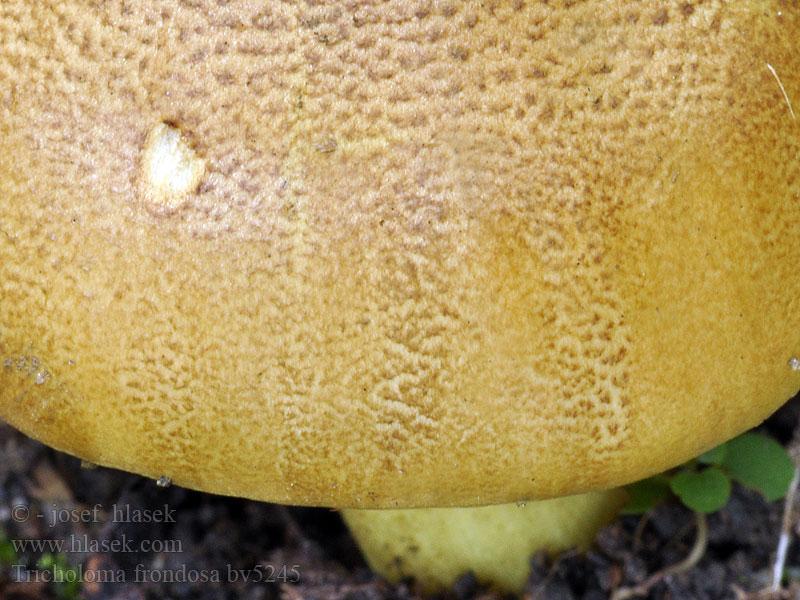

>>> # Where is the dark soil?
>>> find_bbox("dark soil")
[2,395,800,600]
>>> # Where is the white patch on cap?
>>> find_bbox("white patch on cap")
[139,122,205,214]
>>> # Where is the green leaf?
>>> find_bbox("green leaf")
[670,467,731,513]
[722,433,795,501]
[37,553,56,569]
[58,568,82,600]
[0,539,17,565]
[621,475,671,514]
[697,443,728,466]
[36,553,81,600]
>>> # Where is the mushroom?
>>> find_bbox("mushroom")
[1,0,799,594]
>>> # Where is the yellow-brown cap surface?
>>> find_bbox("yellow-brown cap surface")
[1,1,799,508]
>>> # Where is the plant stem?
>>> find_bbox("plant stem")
[611,511,707,600]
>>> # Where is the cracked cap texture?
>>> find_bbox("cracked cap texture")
[1,0,799,508]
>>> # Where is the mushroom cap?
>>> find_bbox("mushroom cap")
[1,1,799,509]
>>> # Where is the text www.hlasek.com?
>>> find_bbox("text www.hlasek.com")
[11,534,182,555]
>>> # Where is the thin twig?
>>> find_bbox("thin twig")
[632,512,651,549]
[611,511,708,600]
[772,466,800,590]
[770,426,800,592]
[766,63,796,121]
